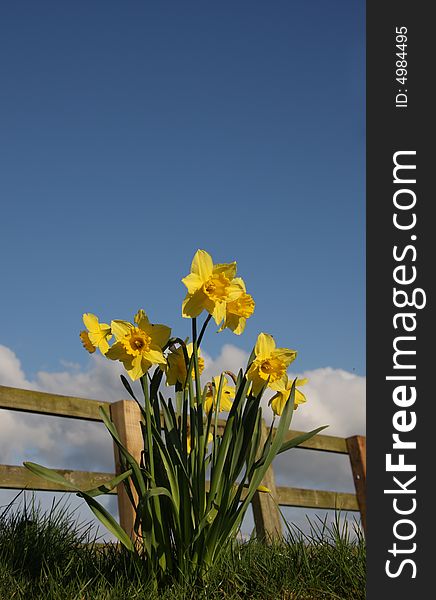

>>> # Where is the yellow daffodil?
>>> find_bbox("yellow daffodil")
[246,333,297,396]
[105,310,171,380]
[219,278,255,335]
[187,432,213,454]
[81,313,112,355]
[270,377,308,416]
[204,375,235,413]
[166,342,205,386]
[182,249,245,326]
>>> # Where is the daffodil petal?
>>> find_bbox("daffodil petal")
[110,320,132,341]
[225,314,246,335]
[233,318,246,335]
[97,338,110,355]
[272,375,290,393]
[127,355,145,380]
[274,348,297,366]
[148,324,171,347]
[270,392,286,416]
[230,277,246,293]
[246,363,265,397]
[204,395,213,413]
[191,250,213,282]
[105,342,130,362]
[138,319,171,346]
[224,386,235,399]
[181,272,203,294]
[87,330,105,347]
[134,309,150,328]
[212,301,226,326]
[255,333,276,359]
[220,395,233,412]
[143,347,167,365]
[226,283,245,302]
[269,374,289,392]
[295,389,307,406]
[83,313,100,332]
[182,292,206,318]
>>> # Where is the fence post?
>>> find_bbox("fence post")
[346,435,366,534]
[110,400,143,541]
[251,419,282,541]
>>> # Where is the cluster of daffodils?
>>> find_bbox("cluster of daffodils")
[26,247,323,583]
[80,249,307,416]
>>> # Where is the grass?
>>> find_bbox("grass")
[0,493,365,599]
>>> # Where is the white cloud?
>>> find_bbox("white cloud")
[0,345,121,472]
[263,367,366,437]
[202,343,250,381]
[0,343,365,537]
[0,345,30,389]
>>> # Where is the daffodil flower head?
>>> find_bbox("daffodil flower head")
[270,377,308,416]
[81,313,112,355]
[182,249,245,326]
[166,342,205,386]
[246,333,297,397]
[105,310,171,380]
[204,375,235,414]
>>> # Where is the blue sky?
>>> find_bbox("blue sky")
[0,0,365,380]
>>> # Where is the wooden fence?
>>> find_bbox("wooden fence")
[0,385,366,538]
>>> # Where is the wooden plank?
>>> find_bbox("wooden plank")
[0,464,117,493]
[346,435,366,532]
[0,465,359,512]
[251,420,282,540]
[0,385,110,421]
[215,419,348,454]
[0,386,347,453]
[276,486,359,511]
[110,400,143,540]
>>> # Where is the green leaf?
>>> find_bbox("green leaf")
[83,469,133,497]
[120,375,138,402]
[99,406,146,496]
[77,492,135,551]
[149,421,182,509]
[220,380,298,542]
[150,367,164,401]
[25,461,135,551]
[277,426,329,455]
[23,462,80,491]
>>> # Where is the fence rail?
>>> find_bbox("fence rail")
[0,384,366,537]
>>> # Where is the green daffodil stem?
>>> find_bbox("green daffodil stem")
[141,377,155,480]
[191,319,203,406]
[197,313,212,349]
[192,318,206,519]
[142,376,167,569]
